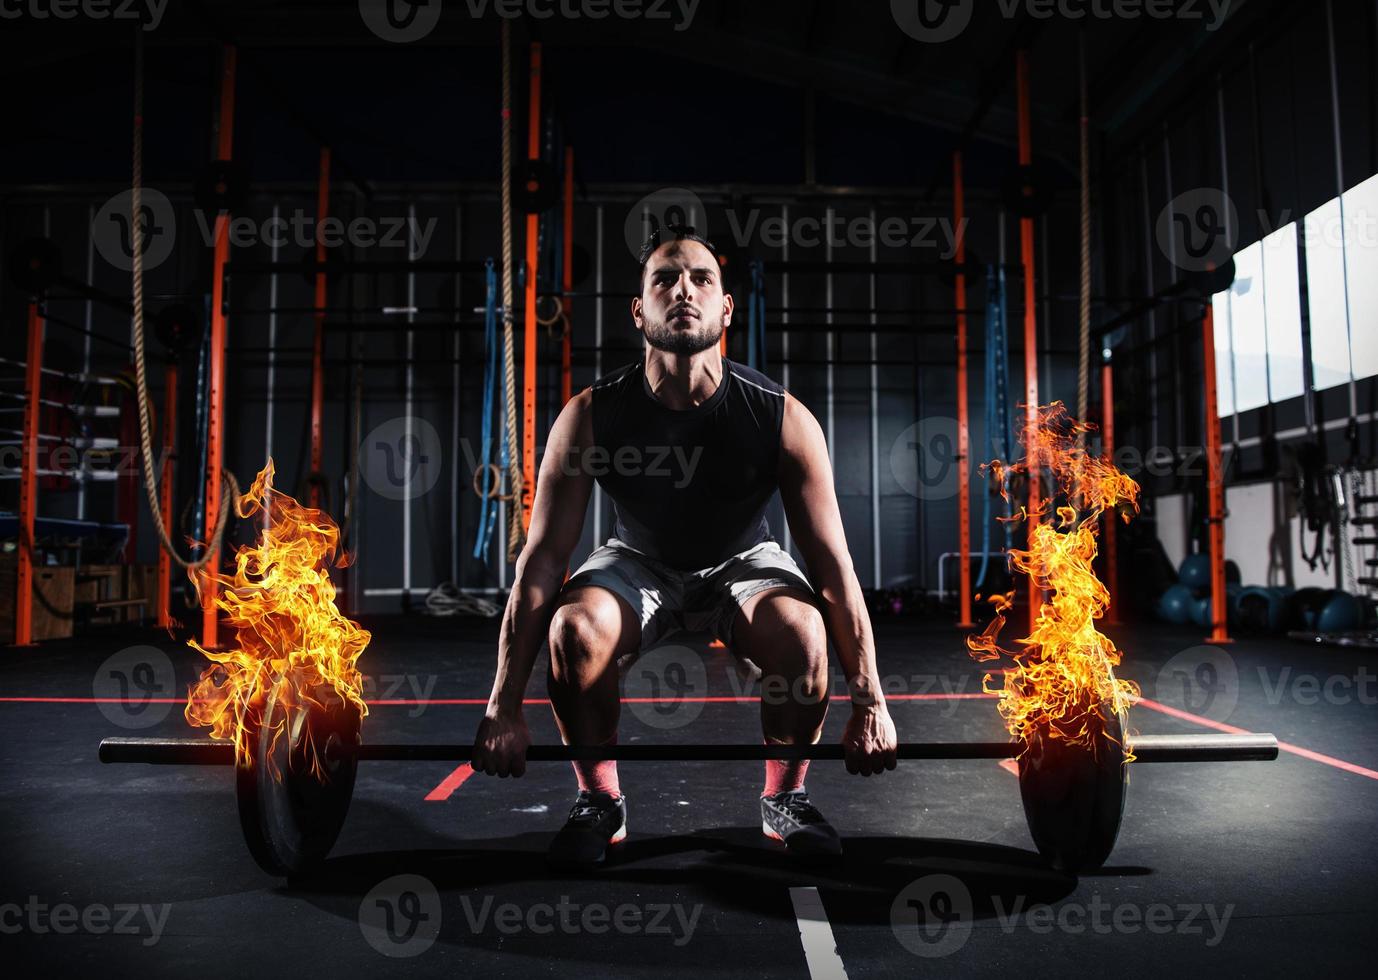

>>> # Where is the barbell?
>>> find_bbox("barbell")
[98,680,1278,878]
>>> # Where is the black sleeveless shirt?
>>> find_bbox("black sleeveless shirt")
[589,357,785,570]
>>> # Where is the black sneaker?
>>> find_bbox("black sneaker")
[761,790,842,857]
[547,791,628,868]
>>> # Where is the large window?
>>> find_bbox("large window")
[1342,172,1378,381]
[1213,169,1378,420]
[1304,196,1352,391]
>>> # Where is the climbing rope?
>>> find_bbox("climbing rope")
[500,21,526,563]
[130,27,239,572]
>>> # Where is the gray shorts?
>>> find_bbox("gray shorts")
[562,537,815,650]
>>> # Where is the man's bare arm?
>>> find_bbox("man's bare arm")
[778,392,897,773]
[473,389,594,775]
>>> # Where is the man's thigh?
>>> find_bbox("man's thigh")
[689,540,817,650]
[562,539,684,653]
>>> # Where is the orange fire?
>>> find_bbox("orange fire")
[967,403,1140,756]
[184,460,369,770]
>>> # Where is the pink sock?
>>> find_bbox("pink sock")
[763,742,809,797]
[573,734,620,798]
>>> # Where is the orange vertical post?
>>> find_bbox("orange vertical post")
[1200,304,1232,644]
[1016,49,1042,635]
[309,146,330,511]
[1101,358,1120,627]
[201,44,237,650]
[13,302,44,646]
[953,150,973,628]
[520,43,542,533]
[561,144,574,406]
[156,362,177,630]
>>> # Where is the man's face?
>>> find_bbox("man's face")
[632,240,734,356]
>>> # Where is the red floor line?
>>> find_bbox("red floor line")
[1136,696,1378,782]
[1,692,998,706]
[998,758,1020,777]
[424,764,477,802]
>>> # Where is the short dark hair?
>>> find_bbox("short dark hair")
[635,226,724,293]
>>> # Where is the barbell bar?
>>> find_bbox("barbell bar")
[100,733,1279,765]
[96,678,1279,878]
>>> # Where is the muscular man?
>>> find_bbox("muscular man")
[472,229,897,867]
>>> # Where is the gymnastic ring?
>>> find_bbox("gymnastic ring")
[472,462,516,502]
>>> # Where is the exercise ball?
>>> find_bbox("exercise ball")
[1316,590,1364,632]
[1234,586,1287,633]
[1288,587,1330,630]
[1156,584,1196,625]
[1179,553,1211,590]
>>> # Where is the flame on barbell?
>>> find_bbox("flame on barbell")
[966,403,1141,758]
[183,459,369,773]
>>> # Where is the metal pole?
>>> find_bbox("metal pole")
[201,44,237,651]
[1201,304,1232,644]
[954,151,973,628]
[520,42,543,534]
[1016,49,1042,634]
[309,148,331,512]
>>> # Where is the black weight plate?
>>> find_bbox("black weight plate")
[236,679,360,877]
[1017,695,1128,872]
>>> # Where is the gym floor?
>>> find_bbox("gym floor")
[3,617,1374,977]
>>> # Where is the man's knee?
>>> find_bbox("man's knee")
[747,594,829,705]
[548,589,630,679]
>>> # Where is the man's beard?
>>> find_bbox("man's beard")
[642,312,723,355]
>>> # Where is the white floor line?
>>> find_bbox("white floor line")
[788,886,849,980]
